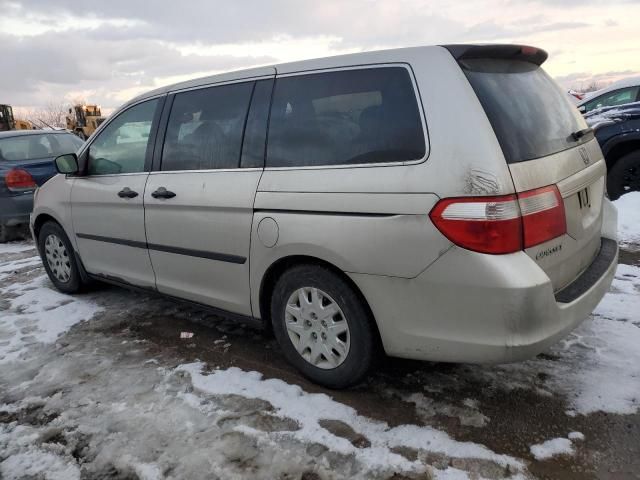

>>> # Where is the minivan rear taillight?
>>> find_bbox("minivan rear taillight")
[429,185,566,254]
[5,168,37,192]
[518,185,566,248]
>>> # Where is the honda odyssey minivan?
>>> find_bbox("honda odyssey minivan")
[32,44,618,388]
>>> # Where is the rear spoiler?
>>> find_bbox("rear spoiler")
[442,44,548,66]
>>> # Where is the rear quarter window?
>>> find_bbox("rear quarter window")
[266,67,426,168]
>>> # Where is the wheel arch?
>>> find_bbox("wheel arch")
[602,133,640,168]
[258,255,383,347]
[33,212,63,239]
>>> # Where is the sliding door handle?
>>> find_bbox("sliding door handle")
[151,187,176,199]
[117,187,138,198]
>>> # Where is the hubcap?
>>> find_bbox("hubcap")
[284,287,350,369]
[44,234,71,283]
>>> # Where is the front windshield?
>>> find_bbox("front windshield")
[0,133,83,161]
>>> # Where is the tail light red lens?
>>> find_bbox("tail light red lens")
[429,195,523,254]
[429,185,566,255]
[5,168,37,192]
[518,185,566,248]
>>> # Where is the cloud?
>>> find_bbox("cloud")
[0,0,639,109]
[0,28,275,107]
[461,17,589,41]
[554,70,640,90]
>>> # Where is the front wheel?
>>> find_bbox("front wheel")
[271,265,376,389]
[607,150,640,200]
[37,221,82,293]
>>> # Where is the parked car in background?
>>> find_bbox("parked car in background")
[32,44,617,388]
[578,77,640,113]
[585,102,640,199]
[0,130,84,242]
[567,89,584,104]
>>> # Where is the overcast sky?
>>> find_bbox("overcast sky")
[1,0,639,112]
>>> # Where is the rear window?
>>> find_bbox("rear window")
[0,133,83,162]
[267,67,426,168]
[462,59,589,164]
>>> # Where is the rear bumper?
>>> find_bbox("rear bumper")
[349,237,618,364]
[0,193,34,227]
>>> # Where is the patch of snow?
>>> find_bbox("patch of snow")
[554,263,640,415]
[592,263,640,324]
[0,256,42,279]
[614,192,640,245]
[0,274,103,363]
[0,242,36,255]
[554,315,640,415]
[128,459,163,480]
[530,437,574,460]
[179,363,523,477]
[0,424,80,480]
[463,264,640,416]
[568,431,585,441]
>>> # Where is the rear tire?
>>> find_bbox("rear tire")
[37,221,82,294]
[271,265,375,389]
[607,150,640,200]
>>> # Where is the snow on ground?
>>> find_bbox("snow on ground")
[392,261,640,420]
[0,243,35,255]
[0,333,526,480]
[549,263,640,415]
[1,231,640,478]
[0,245,529,479]
[180,363,522,477]
[467,262,640,416]
[567,431,584,441]
[614,192,640,246]
[0,268,103,364]
[529,437,574,461]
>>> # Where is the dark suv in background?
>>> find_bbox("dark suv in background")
[585,103,640,199]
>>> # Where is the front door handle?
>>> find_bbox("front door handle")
[118,187,138,199]
[151,187,176,199]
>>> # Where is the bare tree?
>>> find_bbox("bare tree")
[40,101,69,128]
[14,101,72,129]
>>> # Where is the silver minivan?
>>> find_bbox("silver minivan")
[32,44,618,388]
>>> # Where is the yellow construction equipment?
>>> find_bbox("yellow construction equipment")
[66,104,105,140]
[0,104,34,131]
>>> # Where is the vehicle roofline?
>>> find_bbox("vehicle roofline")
[124,43,542,107]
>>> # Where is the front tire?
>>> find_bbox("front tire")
[271,265,376,389]
[607,150,640,200]
[37,221,82,293]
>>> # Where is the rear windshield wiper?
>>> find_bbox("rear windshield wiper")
[571,128,593,142]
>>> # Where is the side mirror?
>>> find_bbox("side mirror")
[578,105,586,114]
[55,153,79,174]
